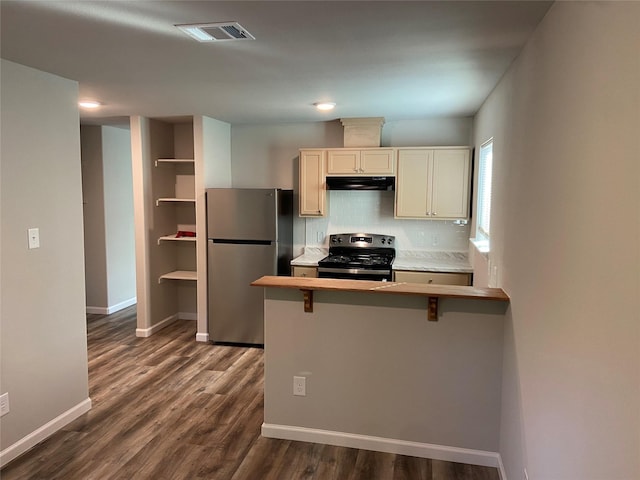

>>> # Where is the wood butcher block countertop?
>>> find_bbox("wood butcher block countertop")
[251,276,509,301]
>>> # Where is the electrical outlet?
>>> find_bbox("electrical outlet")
[293,376,306,396]
[317,231,325,243]
[28,228,40,249]
[0,393,10,417]
[431,233,439,246]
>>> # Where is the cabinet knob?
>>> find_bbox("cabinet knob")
[428,279,433,284]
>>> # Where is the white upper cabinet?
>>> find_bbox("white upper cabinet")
[299,149,326,216]
[395,149,432,218]
[395,148,470,220]
[431,149,471,219]
[327,148,394,175]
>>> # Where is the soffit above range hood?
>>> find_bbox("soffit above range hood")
[326,176,395,191]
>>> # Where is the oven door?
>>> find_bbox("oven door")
[317,267,392,281]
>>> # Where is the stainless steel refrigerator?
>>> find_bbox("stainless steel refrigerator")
[206,188,293,345]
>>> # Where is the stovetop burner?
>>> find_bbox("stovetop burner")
[321,253,393,266]
[318,233,396,281]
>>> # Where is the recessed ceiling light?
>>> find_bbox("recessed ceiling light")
[176,22,255,42]
[314,102,336,111]
[79,100,102,109]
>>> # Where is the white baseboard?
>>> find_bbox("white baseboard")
[136,313,178,337]
[0,398,92,468]
[261,423,502,469]
[195,332,209,342]
[86,297,136,315]
[86,306,109,315]
[497,455,508,480]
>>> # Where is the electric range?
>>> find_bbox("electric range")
[317,233,395,281]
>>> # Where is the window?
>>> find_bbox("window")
[475,139,493,251]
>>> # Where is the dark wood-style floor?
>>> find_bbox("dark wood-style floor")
[1,306,500,480]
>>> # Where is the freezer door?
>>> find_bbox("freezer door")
[206,188,277,241]
[208,241,276,344]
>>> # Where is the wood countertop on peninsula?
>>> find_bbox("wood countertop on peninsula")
[251,276,508,301]
[251,276,509,320]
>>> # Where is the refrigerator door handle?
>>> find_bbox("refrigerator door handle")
[210,239,273,245]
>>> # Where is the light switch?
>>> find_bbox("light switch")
[28,228,40,249]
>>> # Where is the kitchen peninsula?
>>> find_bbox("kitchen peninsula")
[251,276,510,468]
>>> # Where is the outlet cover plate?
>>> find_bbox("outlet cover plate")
[28,228,40,249]
[0,392,10,417]
[293,376,306,396]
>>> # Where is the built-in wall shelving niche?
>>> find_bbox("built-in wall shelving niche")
[155,158,195,167]
[156,198,196,206]
[157,234,196,244]
[158,270,197,283]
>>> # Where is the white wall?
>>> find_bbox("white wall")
[102,126,136,309]
[231,118,473,190]
[200,116,232,189]
[81,125,136,313]
[81,126,109,309]
[231,118,473,252]
[0,60,91,463]
[472,3,640,479]
[231,120,344,190]
[381,117,473,147]
[196,115,232,339]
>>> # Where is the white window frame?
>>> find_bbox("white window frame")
[474,138,493,252]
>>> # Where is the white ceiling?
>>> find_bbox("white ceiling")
[0,1,552,125]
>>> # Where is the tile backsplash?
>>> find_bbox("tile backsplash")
[305,191,470,251]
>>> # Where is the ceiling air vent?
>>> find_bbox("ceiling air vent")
[176,22,255,42]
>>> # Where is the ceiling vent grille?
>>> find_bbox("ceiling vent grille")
[176,22,255,42]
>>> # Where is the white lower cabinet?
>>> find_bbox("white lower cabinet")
[292,266,318,278]
[393,270,472,286]
[395,148,470,220]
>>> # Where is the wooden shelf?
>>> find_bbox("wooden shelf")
[157,234,196,244]
[156,198,195,206]
[158,270,197,283]
[155,158,195,166]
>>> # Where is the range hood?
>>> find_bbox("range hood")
[326,176,395,191]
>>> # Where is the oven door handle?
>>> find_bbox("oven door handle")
[317,267,391,276]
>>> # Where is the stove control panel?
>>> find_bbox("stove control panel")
[329,233,395,249]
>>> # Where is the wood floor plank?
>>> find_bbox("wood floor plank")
[392,454,433,480]
[312,444,360,480]
[230,436,292,480]
[347,448,396,480]
[0,305,500,480]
